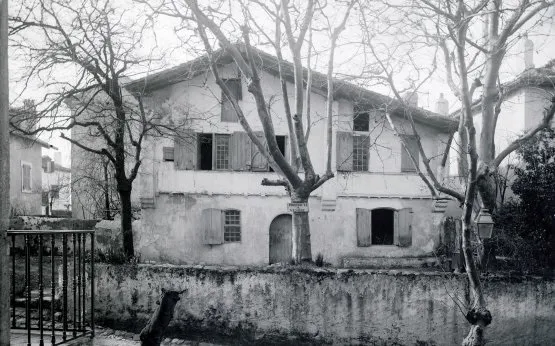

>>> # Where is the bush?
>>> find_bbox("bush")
[492,128,555,274]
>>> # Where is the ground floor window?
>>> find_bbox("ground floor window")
[224,209,241,242]
[356,207,413,247]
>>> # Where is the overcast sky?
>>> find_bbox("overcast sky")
[7,1,555,167]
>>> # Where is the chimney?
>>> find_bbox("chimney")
[403,92,418,108]
[523,34,534,69]
[435,93,449,116]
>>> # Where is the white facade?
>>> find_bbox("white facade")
[132,57,454,266]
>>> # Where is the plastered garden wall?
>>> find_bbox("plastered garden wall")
[93,264,554,345]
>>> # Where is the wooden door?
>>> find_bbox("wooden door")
[269,214,292,264]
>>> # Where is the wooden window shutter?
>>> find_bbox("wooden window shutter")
[356,208,372,247]
[163,147,174,162]
[174,130,197,170]
[394,208,413,247]
[221,79,241,122]
[228,79,242,100]
[282,135,289,163]
[251,131,269,171]
[336,131,353,171]
[231,132,252,171]
[401,135,419,172]
[202,208,224,245]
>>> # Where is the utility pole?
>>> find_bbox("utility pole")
[0,0,11,344]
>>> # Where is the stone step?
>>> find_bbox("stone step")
[342,256,441,269]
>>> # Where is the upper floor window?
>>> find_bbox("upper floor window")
[214,134,231,170]
[354,112,369,132]
[21,162,32,193]
[221,78,242,122]
[400,135,420,172]
[163,147,174,162]
[171,131,287,172]
[336,132,369,172]
[353,135,369,172]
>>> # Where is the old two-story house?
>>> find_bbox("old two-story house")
[126,47,457,267]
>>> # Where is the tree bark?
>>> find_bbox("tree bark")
[104,161,111,220]
[119,186,134,259]
[291,199,311,263]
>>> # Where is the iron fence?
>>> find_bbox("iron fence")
[8,229,95,346]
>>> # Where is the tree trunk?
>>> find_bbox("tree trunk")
[119,187,134,259]
[290,194,311,263]
[461,206,492,346]
[104,161,111,220]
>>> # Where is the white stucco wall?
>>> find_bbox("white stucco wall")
[139,66,451,197]
[135,194,439,266]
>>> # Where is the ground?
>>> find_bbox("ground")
[11,326,225,346]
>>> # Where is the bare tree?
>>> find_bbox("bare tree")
[9,0,183,259]
[358,1,555,345]
[144,0,355,263]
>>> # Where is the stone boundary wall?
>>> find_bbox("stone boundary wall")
[93,264,554,345]
[9,216,99,230]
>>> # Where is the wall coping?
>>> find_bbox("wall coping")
[98,263,553,282]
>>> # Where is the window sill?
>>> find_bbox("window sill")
[337,171,426,176]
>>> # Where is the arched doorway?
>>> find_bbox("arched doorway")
[269,214,292,264]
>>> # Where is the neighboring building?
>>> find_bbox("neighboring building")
[9,132,54,216]
[124,47,457,266]
[450,38,555,177]
[42,153,72,216]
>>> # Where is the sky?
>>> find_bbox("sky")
[7,0,555,167]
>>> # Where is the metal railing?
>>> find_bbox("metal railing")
[8,230,95,346]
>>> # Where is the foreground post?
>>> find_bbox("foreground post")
[0,0,11,344]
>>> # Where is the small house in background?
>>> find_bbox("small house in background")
[9,102,57,216]
[42,152,72,217]
[9,131,55,216]
[122,46,458,267]
[450,38,555,178]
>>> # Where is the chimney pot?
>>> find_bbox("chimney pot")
[436,93,449,116]
[524,34,534,69]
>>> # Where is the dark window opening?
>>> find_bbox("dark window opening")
[354,112,370,132]
[371,208,394,245]
[199,133,213,170]
[269,135,286,172]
